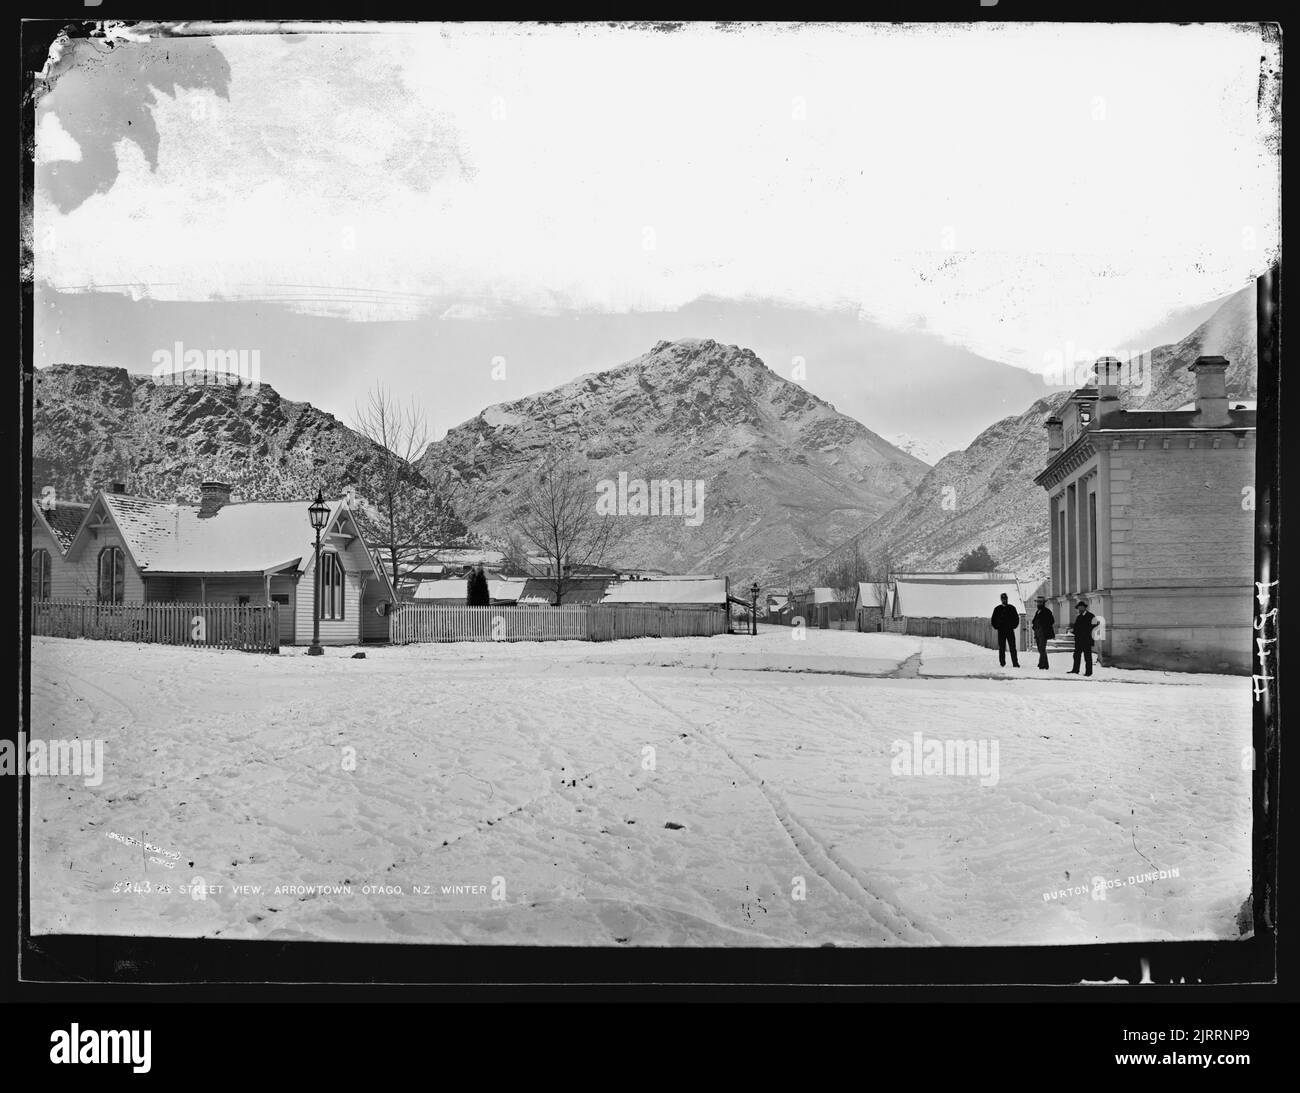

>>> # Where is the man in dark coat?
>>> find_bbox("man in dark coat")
[990,592,1020,668]
[1068,600,1096,676]
[1031,597,1055,669]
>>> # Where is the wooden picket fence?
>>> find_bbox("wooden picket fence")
[33,599,280,653]
[586,606,729,641]
[390,604,728,644]
[876,615,1029,651]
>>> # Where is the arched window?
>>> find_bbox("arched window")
[32,548,52,601]
[319,552,345,620]
[97,546,126,603]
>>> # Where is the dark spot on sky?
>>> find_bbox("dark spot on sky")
[38,36,232,214]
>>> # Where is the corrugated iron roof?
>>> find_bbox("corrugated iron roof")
[413,576,527,603]
[600,578,727,604]
[76,492,385,582]
[517,578,611,605]
[855,582,887,608]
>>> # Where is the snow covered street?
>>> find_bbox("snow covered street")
[28,627,1252,947]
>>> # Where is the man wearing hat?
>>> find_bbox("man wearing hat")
[990,592,1021,668]
[1031,597,1055,669]
[1068,599,1096,676]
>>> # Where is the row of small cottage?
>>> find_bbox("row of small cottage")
[30,481,732,646]
[770,571,1026,630]
[411,573,730,609]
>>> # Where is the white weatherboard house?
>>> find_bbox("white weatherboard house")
[52,482,395,646]
[889,572,1024,620]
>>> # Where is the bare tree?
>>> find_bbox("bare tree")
[493,527,533,577]
[351,384,466,599]
[869,544,895,617]
[819,540,867,602]
[514,446,622,605]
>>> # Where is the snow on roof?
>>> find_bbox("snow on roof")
[413,576,528,602]
[1173,399,1257,413]
[32,500,91,553]
[412,578,463,602]
[488,578,528,602]
[891,571,1019,582]
[600,578,727,604]
[855,582,888,608]
[893,579,1023,619]
[93,492,361,576]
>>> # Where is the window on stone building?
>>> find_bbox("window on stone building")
[1089,492,1098,590]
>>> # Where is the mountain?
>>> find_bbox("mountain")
[38,288,1054,460]
[834,287,1259,593]
[418,338,930,581]
[1134,286,1257,410]
[887,433,949,467]
[32,363,416,507]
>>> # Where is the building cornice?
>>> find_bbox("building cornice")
[1035,424,1255,490]
[1033,432,1097,489]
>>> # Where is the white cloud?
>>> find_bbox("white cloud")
[36,22,1279,370]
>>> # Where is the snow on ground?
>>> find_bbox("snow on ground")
[28,625,1252,947]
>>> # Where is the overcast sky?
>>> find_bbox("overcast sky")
[33,22,1279,446]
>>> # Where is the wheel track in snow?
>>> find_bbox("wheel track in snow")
[625,676,954,945]
[33,651,140,742]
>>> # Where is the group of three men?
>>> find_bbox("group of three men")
[990,593,1097,676]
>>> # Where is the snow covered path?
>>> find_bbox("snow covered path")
[28,628,1252,946]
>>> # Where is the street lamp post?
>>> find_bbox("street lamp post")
[749,581,760,637]
[307,491,330,656]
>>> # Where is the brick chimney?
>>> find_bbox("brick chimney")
[198,481,232,518]
[1045,416,1064,452]
[109,481,126,494]
[1189,356,1230,427]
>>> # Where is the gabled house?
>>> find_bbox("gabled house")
[789,586,854,629]
[56,482,395,646]
[30,498,92,601]
[853,582,890,630]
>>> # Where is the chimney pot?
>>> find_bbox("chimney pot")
[1094,356,1123,398]
[199,481,232,518]
[1188,356,1230,427]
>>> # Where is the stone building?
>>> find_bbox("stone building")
[1033,356,1256,672]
